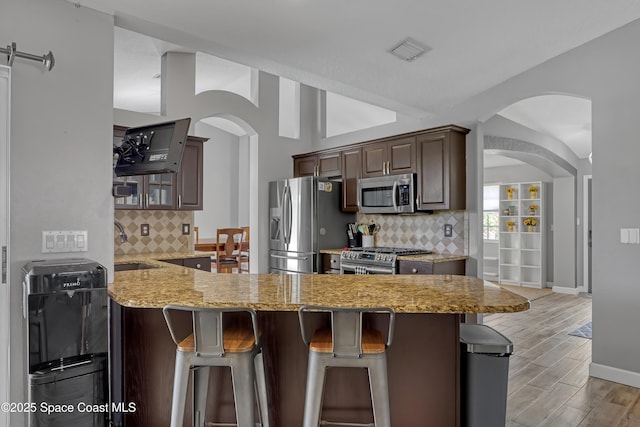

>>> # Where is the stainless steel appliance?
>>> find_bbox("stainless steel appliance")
[340,247,432,274]
[357,173,416,214]
[269,177,355,273]
[22,258,108,427]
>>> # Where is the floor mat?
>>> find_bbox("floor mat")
[569,321,592,339]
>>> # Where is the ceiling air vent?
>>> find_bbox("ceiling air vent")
[390,37,430,62]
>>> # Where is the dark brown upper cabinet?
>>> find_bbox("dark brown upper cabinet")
[361,137,416,178]
[113,125,207,210]
[291,124,469,212]
[176,138,205,210]
[293,151,341,178]
[416,126,468,211]
[340,147,361,212]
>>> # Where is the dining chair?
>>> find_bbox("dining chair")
[215,228,245,273]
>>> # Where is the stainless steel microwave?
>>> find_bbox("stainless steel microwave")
[357,173,416,214]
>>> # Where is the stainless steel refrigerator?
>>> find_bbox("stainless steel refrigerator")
[269,177,354,273]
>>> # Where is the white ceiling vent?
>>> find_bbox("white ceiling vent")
[390,38,430,61]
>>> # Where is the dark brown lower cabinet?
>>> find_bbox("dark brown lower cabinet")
[398,259,466,275]
[322,253,341,273]
[159,257,211,272]
[110,307,461,426]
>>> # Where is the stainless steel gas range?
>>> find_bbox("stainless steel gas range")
[340,247,432,274]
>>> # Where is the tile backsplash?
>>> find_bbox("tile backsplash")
[357,211,467,255]
[114,210,193,255]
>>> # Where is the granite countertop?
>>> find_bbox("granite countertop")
[111,255,529,314]
[320,248,468,263]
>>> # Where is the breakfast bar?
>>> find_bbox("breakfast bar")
[109,258,529,426]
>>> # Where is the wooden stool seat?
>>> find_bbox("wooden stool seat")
[177,327,257,353]
[309,328,385,354]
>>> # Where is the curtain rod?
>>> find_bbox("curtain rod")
[0,42,54,71]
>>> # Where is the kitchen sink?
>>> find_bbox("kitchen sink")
[114,263,159,272]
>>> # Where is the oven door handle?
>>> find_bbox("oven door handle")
[341,264,394,274]
[363,265,395,274]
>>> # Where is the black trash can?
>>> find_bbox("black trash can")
[460,323,513,427]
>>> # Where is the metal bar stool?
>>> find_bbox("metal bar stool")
[298,306,395,427]
[163,305,270,427]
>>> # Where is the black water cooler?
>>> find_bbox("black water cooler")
[22,258,108,427]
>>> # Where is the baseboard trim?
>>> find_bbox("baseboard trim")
[552,286,580,295]
[590,363,640,388]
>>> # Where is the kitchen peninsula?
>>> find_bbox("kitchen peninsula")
[109,258,529,426]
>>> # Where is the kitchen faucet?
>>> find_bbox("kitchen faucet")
[114,221,128,243]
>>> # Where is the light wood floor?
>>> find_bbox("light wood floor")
[484,292,640,427]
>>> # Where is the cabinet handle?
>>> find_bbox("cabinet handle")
[138,194,143,209]
[196,263,201,269]
[178,195,182,209]
[416,195,421,206]
[145,193,149,208]
[331,259,336,264]
[412,268,418,274]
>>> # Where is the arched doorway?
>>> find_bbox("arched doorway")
[481,94,592,293]
[193,115,259,273]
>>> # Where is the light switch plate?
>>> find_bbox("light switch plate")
[621,228,629,244]
[42,231,88,253]
[141,223,150,236]
[182,224,190,235]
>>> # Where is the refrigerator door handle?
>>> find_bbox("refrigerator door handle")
[281,186,289,244]
[285,185,293,245]
[270,254,310,261]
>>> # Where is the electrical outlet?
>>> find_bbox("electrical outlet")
[444,224,453,237]
[182,224,190,235]
[140,223,150,236]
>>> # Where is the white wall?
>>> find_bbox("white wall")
[484,164,553,184]
[552,177,576,289]
[1,0,114,422]
[193,122,241,237]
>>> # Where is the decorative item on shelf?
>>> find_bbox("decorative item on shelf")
[506,221,516,232]
[523,217,538,232]
[529,204,538,215]
[506,187,515,200]
[508,206,516,215]
[528,185,539,199]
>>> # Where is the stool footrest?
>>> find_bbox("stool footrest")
[319,421,375,427]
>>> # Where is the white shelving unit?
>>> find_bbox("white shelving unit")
[498,182,545,288]
[483,240,500,281]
